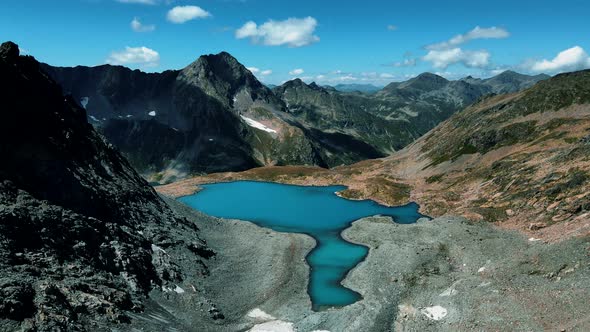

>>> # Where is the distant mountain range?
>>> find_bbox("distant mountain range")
[331,83,383,93]
[328,68,589,238]
[42,53,548,183]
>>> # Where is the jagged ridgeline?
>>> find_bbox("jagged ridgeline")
[0,41,215,331]
[42,53,547,183]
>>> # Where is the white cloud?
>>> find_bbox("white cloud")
[423,48,490,69]
[247,67,260,74]
[106,46,160,67]
[131,17,155,32]
[528,46,590,73]
[387,25,398,31]
[236,17,319,47]
[116,0,157,4]
[289,68,305,75]
[248,67,272,76]
[167,6,211,24]
[427,26,510,50]
[380,73,395,78]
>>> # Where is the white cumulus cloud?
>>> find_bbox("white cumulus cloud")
[167,6,211,24]
[289,68,305,75]
[236,17,319,47]
[247,67,272,76]
[528,46,590,73]
[427,26,510,50]
[131,17,155,32]
[106,46,160,67]
[423,48,490,69]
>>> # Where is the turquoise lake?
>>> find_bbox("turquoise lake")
[179,180,425,310]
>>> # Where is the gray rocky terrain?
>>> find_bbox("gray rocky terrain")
[127,204,590,332]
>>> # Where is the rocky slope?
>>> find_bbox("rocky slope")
[0,41,216,331]
[159,69,588,242]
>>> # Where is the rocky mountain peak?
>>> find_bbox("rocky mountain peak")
[178,51,269,107]
[182,51,252,82]
[0,41,19,60]
[398,72,449,91]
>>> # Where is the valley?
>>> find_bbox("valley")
[158,69,590,242]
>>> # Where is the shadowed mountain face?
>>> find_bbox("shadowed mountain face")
[0,41,214,330]
[43,53,548,182]
[42,54,388,182]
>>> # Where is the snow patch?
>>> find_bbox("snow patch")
[248,320,294,332]
[89,115,101,122]
[148,111,156,116]
[240,115,277,133]
[174,285,185,294]
[126,114,133,118]
[247,308,275,321]
[529,237,541,242]
[421,306,448,321]
[80,97,89,109]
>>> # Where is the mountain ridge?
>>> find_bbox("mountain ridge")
[43,51,549,183]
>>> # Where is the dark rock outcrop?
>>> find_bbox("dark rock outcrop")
[0,41,213,331]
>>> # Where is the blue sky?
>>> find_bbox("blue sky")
[1,0,590,85]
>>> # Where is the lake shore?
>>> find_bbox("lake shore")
[135,199,590,331]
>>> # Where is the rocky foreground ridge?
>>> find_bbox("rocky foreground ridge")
[0,41,217,331]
